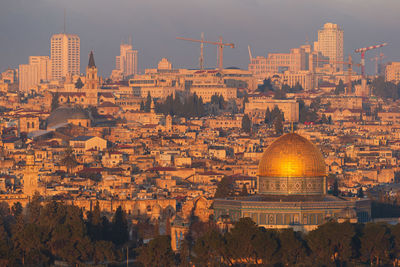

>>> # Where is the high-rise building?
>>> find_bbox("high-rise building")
[51,33,80,80]
[115,42,138,78]
[385,62,400,83]
[314,23,344,72]
[19,56,51,92]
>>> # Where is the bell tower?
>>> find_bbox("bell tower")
[85,51,99,106]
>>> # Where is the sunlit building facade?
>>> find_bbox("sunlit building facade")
[51,33,80,80]
[314,23,344,72]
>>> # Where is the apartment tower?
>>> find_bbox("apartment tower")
[115,41,138,78]
[314,23,344,72]
[50,33,80,80]
[19,56,51,92]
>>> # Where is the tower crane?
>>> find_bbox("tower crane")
[248,45,253,62]
[317,55,361,95]
[355,43,387,78]
[177,36,234,70]
[370,53,386,76]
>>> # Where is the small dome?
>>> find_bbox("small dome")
[47,106,90,128]
[259,133,326,178]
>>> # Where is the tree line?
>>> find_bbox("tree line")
[0,197,129,266]
[143,93,206,118]
[2,198,400,266]
[141,217,400,267]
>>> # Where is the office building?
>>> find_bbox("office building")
[314,23,344,72]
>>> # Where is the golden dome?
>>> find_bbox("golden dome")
[258,133,326,178]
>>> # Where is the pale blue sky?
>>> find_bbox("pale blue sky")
[1,0,399,76]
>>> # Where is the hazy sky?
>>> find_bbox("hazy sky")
[1,0,399,76]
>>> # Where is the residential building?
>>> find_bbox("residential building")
[385,62,400,83]
[115,41,138,78]
[19,56,51,92]
[50,33,80,80]
[314,23,344,72]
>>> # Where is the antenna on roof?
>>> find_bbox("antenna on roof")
[63,8,66,33]
[129,36,132,46]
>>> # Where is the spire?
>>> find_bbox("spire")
[88,51,96,68]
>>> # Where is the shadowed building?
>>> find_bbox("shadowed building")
[213,133,371,232]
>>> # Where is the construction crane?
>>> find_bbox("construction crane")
[177,36,234,70]
[248,45,253,62]
[317,55,361,94]
[199,33,204,70]
[370,53,386,76]
[355,42,387,78]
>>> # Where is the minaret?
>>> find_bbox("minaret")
[85,51,99,106]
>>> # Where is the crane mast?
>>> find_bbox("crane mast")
[355,42,387,78]
[177,35,234,70]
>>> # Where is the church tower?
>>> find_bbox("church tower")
[85,51,99,106]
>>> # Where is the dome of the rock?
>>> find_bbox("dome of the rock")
[258,133,326,195]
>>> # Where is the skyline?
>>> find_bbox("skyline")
[1,0,400,76]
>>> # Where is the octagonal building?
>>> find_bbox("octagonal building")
[213,133,371,232]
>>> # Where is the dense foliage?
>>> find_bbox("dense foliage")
[155,94,206,118]
[371,76,400,100]
[1,199,400,266]
[0,198,128,265]
[184,218,400,266]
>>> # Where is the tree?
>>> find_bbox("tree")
[87,201,103,241]
[0,219,11,265]
[257,78,273,93]
[371,76,398,100]
[242,114,251,133]
[357,187,364,198]
[140,100,145,111]
[138,235,175,267]
[277,229,307,266]
[274,113,284,135]
[273,88,287,99]
[335,79,345,95]
[61,146,78,174]
[145,92,152,112]
[192,228,230,266]
[51,92,59,111]
[110,206,128,246]
[240,184,249,196]
[359,223,392,266]
[214,177,235,198]
[332,179,339,197]
[307,221,356,266]
[264,108,272,124]
[226,217,259,264]
[11,202,23,218]
[75,77,84,89]
[252,228,279,265]
[298,99,318,123]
